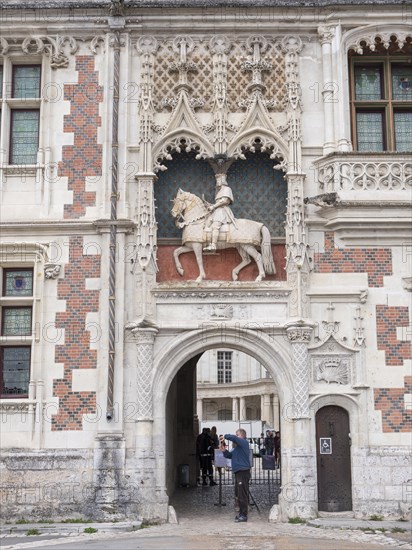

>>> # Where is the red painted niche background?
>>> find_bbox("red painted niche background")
[157,244,286,282]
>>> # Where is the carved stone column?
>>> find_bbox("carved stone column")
[131,173,158,328]
[125,325,168,520]
[136,36,158,173]
[278,322,317,520]
[280,35,303,173]
[209,35,232,155]
[318,25,336,155]
[285,174,311,318]
[286,323,313,418]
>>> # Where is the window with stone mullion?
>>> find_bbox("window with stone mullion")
[350,52,412,152]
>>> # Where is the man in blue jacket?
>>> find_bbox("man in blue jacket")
[221,429,251,522]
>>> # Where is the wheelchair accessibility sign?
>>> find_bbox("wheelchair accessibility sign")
[320,437,332,454]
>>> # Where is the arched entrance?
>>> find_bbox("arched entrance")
[152,327,294,518]
[316,405,352,512]
[163,348,282,515]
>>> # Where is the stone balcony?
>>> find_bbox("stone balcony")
[306,152,412,246]
[313,152,411,195]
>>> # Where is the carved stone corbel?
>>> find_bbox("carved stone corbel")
[44,264,61,279]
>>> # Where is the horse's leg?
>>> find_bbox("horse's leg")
[192,242,206,282]
[232,245,251,281]
[243,245,265,281]
[173,245,193,276]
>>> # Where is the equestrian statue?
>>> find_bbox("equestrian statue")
[171,173,276,282]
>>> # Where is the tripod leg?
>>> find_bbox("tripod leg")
[248,487,261,515]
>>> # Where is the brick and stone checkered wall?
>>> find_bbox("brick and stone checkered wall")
[374,306,411,432]
[52,236,100,430]
[60,56,103,219]
[376,305,411,367]
[374,376,412,433]
[314,232,392,287]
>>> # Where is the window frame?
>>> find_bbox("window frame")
[350,54,412,152]
[0,264,36,399]
[0,58,43,167]
[0,345,31,399]
[217,351,233,384]
[9,108,41,165]
[11,64,42,99]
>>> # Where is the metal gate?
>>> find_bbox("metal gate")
[213,450,281,506]
[316,405,352,512]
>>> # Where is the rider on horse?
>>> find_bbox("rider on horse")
[203,173,237,252]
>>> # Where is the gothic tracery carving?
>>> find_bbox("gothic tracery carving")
[21,35,78,69]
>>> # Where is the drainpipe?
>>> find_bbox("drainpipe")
[106,30,121,421]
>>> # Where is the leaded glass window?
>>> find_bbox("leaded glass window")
[10,110,39,164]
[356,111,384,152]
[12,65,41,99]
[350,49,412,151]
[355,64,383,100]
[217,351,232,384]
[3,269,33,297]
[392,64,412,101]
[2,307,32,336]
[394,111,412,151]
[1,347,30,396]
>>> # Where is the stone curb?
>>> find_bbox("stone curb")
[307,519,412,531]
[0,521,142,536]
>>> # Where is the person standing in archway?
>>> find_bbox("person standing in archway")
[220,429,251,523]
[197,428,217,486]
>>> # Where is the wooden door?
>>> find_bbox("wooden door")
[316,405,352,512]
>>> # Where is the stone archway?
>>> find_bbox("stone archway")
[151,326,295,518]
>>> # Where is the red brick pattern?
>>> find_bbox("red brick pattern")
[60,56,103,219]
[157,244,286,282]
[374,377,412,433]
[52,236,100,431]
[376,305,411,366]
[314,232,392,287]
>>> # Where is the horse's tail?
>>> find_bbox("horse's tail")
[261,226,276,275]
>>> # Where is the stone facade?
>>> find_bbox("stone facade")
[0,0,410,523]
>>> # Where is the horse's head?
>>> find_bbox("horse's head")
[171,188,187,218]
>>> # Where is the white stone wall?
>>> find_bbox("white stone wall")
[0,1,410,522]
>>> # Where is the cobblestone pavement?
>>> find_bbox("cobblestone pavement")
[1,486,411,550]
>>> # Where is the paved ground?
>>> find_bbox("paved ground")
[1,486,411,550]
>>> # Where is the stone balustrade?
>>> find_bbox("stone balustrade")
[314,153,412,194]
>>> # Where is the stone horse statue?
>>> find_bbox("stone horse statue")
[171,189,276,282]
